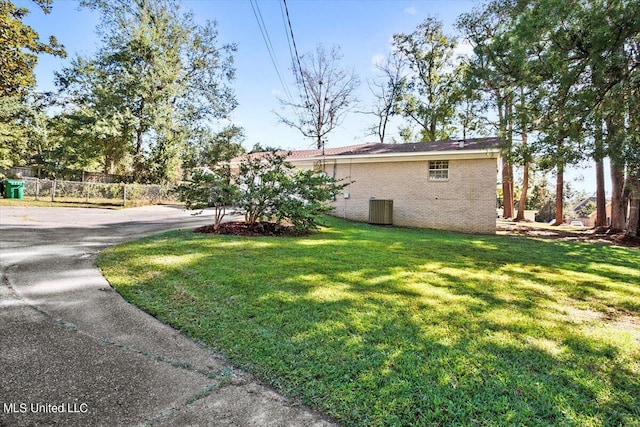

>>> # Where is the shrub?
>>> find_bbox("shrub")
[180,151,345,233]
[176,166,238,231]
[235,151,290,226]
[235,150,345,232]
[273,168,344,232]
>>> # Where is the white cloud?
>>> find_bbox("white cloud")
[404,6,417,15]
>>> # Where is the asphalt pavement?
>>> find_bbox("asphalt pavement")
[0,205,335,426]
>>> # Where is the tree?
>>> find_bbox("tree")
[460,0,638,231]
[187,125,246,169]
[519,0,640,230]
[458,3,521,218]
[0,0,65,98]
[0,0,64,172]
[0,96,29,170]
[57,0,238,183]
[277,44,359,150]
[392,17,458,142]
[453,63,487,141]
[361,53,405,143]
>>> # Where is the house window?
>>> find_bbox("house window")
[428,160,449,181]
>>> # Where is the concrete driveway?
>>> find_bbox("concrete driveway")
[0,205,334,427]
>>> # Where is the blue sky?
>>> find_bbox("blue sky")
[21,0,599,194]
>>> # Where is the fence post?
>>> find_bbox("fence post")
[51,179,56,202]
[35,179,40,200]
[122,183,127,207]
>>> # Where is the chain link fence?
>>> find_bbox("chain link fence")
[18,177,179,206]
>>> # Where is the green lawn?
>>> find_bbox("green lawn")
[0,197,174,208]
[0,196,125,208]
[98,217,640,426]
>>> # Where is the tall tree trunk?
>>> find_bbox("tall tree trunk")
[502,158,514,219]
[594,115,607,227]
[133,97,146,182]
[515,84,529,222]
[627,182,640,237]
[429,119,436,142]
[626,87,640,236]
[595,159,607,226]
[501,93,514,219]
[610,162,626,231]
[134,127,144,182]
[515,129,529,222]
[553,163,564,226]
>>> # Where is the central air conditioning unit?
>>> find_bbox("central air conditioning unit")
[368,199,393,225]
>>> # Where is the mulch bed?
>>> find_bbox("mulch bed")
[195,221,306,237]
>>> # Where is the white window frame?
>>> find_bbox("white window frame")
[428,160,449,181]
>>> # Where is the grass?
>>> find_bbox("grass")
[0,196,124,208]
[0,196,172,208]
[97,216,640,426]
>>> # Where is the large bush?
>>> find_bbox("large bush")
[235,150,345,232]
[180,151,345,233]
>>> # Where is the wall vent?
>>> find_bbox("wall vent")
[369,199,393,225]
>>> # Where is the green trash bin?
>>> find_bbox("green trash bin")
[4,179,24,199]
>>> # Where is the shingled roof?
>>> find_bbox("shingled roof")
[289,137,501,159]
[231,137,501,163]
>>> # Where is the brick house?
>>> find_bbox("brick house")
[273,137,501,234]
[572,197,612,227]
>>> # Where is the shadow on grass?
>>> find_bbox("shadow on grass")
[100,218,640,426]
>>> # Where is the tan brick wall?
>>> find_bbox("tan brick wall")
[325,158,498,234]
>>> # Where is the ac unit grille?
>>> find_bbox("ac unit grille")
[369,199,393,225]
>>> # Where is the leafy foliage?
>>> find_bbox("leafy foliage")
[0,1,64,172]
[273,167,344,232]
[392,16,458,142]
[176,167,237,231]
[56,0,238,184]
[179,151,345,233]
[0,0,65,98]
[235,150,345,232]
[235,151,291,226]
[0,96,28,170]
[183,125,246,170]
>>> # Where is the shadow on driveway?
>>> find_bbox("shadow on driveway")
[0,206,334,426]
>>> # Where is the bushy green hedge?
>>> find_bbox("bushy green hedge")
[178,151,346,233]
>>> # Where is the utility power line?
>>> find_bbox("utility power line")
[279,0,295,73]
[249,0,292,102]
[282,0,311,106]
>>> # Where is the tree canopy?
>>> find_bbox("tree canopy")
[55,0,239,183]
[392,17,458,142]
[0,0,65,98]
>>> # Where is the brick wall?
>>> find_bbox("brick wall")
[325,158,498,234]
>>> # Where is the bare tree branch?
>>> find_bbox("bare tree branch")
[276,44,359,149]
[359,53,406,142]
